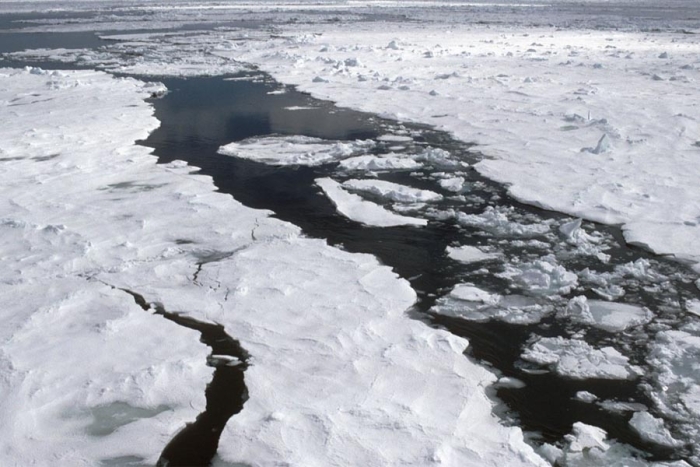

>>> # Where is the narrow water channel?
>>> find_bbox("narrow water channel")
[143,74,697,464]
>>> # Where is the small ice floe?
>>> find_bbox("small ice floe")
[498,255,578,296]
[206,355,242,367]
[342,179,442,203]
[539,422,674,466]
[575,391,598,403]
[558,218,609,260]
[455,206,551,237]
[438,176,465,192]
[598,400,648,414]
[316,178,426,227]
[377,134,413,143]
[218,135,374,166]
[413,147,462,168]
[686,299,700,317]
[445,245,500,264]
[521,336,641,380]
[629,411,681,448]
[338,154,422,172]
[431,285,554,325]
[645,329,700,452]
[495,377,526,389]
[557,296,652,332]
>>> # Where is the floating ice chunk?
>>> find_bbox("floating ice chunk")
[218,135,374,166]
[339,154,422,172]
[559,218,608,259]
[432,289,553,325]
[566,422,609,452]
[522,337,640,380]
[316,178,426,227]
[456,206,550,237]
[377,134,413,142]
[438,176,465,192]
[575,391,598,403]
[446,245,500,264]
[599,400,648,414]
[207,355,242,367]
[498,255,578,296]
[629,412,680,448]
[449,284,501,304]
[496,377,526,389]
[686,299,700,317]
[413,147,461,167]
[645,330,700,454]
[557,296,652,332]
[342,179,442,203]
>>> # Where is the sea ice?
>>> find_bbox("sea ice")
[218,135,375,166]
[0,65,547,467]
[316,178,427,227]
[339,154,423,172]
[498,255,579,296]
[557,296,652,332]
[446,245,500,264]
[456,206,551,237]
[629,412,680,448]
[342,178,442,203]
[521,337,640,380]
[431,286,554,325]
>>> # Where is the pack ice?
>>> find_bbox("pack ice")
[0,67,547,466]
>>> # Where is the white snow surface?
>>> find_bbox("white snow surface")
[213,10,700,265]
[339,153,423,172]
[317,177,427,227]
[218,135,375,166]
[446,245,500,264]
[0,66,549,466]
[521,337,641,380]
[0,67,212,466]
[558,296,652,332]
[342,178,442,203]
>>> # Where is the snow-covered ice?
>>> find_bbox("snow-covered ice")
[521,337,641,380]
[342,178,442,203]
[498,255,579,296]
[316,177,427,227]
[219,135,374,167]
[432,285,555,325]
[0,66,547,466]
[558,296,653,332]
[446,245,500,264]
[338,153,423,172]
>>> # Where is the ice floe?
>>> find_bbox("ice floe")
[338,153,422,172]
[218,135,374,166]
[342,178,442,203]
[446,245,500,264]
[521,337,641,380]
[432,285,554,325]
[0,66,547,467]
[497,255,579,296]
[557,296,653,332]
[316,177,427,227]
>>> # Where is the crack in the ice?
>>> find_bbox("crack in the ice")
[84,277,249,467]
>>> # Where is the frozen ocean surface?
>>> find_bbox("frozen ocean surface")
[1,1,700,466]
